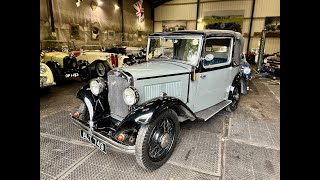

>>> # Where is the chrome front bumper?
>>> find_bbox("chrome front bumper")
[70,114,135,155]
[40,82,56,88]
[40,76,56,88]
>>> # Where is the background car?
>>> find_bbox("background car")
[105,46,146,65]
[41,42,129,83]
[40,62,55,89]
[263,52,280,76]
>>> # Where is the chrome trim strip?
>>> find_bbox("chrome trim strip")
[84,97,94,121]
[40,82,56,88]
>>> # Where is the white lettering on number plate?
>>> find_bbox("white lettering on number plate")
[65,73,79,78]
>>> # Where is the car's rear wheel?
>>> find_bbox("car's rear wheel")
[226,84,240,112]
[135,109,179,170]
[95,61,108,77]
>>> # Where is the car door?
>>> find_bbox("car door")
[193,37,234,112]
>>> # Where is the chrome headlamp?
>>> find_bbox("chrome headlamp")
[243,67,251,75]
[40,64,47,74]
[40,50,47,58]
[90,77,107,96]
[123,86,139,106]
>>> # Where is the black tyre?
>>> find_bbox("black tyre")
[79,64,91,82]
[95,61,108,77]
[54,68,65,83]
[226,83,240,112]
[78,102,89,123]
[47,64,64,83]
[135,109,180,170]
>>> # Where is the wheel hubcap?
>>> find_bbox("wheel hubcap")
[160,133,171,148]
[97,63,105,76]
[233,93,239,100]
[231,87,239,107]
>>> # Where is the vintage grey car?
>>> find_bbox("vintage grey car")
[71,30,245,170]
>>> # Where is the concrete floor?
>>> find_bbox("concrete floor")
[40,80,86,119]
[40,77,280,180]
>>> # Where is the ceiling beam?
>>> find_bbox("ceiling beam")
[146,0,172,8]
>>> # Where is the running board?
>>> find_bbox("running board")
[195,100,232,121]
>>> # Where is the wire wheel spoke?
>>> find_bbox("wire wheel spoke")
[162,119,171,133]
[97,63,105,76]
[231,87,239,107]
[148,118,175,161]
[149,144,161,158]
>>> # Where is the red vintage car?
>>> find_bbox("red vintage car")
[264,53,280,74]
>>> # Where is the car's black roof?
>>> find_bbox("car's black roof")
[149,30,240,37]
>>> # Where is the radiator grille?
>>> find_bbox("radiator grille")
[107,71,130,120]
[144,81,182,101]
[63,56,78,69]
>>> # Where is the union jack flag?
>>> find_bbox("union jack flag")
[133,0,144,23]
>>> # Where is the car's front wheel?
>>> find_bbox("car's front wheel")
[135,109,179,170]
[47,64,64,83]
[79,64,91,82]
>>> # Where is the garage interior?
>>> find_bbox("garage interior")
[40,0,280,179]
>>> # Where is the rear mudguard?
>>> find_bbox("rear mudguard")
[121,96,197,126]
[76,84,110,120]
[234,73,248,94]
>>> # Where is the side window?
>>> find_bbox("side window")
[203,38,232,68]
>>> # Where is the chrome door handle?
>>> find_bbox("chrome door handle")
[200,74,206,78]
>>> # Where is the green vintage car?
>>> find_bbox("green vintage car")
[41,42,129,82]
[71,30,246,170]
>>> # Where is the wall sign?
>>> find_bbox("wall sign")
[162,20,187,32]
[203,10,244,33]
[108,30,115,40]
[70,24,80,40]
[91,22,100,40]
[265,16,280,37]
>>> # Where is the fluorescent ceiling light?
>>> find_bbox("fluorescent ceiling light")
[97,1,103,6]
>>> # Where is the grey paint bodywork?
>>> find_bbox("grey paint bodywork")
[121,60,191,80]
[118,30,244,114]
[122,61,191,107]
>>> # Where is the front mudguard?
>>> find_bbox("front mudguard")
[76,84,110,119]
[121,96,197,126]
[76,84,93,101]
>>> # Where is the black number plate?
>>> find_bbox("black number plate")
[80,130,107,153]
[65,73,79,78]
